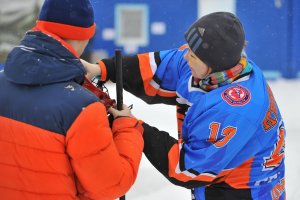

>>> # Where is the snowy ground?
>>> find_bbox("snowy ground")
[106,79,300,200]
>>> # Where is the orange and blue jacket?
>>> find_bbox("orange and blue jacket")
[0,30,144,200]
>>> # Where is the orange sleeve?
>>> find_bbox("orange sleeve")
[137,53,177,98]
[66,102,143,199]
[98,60,107,81]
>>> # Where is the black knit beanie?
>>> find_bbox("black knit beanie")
[184,12,245,72]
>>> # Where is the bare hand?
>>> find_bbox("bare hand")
[108,104,134,118]
[80,59,101,80]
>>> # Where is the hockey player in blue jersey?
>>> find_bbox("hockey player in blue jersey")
[82,12,286,200]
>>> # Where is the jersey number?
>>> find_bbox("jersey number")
[208,122,237,148]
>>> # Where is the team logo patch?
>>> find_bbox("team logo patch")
[221,85,251,106]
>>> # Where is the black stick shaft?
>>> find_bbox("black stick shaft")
[119,196,126,200]
[115,49,123,111]
[115,50,125,200]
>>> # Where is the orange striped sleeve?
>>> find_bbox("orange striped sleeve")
[137,53,176,97]
[167,141,216,183]
[98,60,107,81]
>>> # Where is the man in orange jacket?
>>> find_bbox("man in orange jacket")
[0,0,144,199]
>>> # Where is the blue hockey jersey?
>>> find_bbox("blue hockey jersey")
[102,45,286,200]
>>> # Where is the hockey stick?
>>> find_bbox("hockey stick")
[115,49,126,200]
[115,49,123,111]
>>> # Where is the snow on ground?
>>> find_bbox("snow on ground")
[106,78,300,200]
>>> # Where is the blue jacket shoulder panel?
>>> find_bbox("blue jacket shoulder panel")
[4,31,86,85]
[0,31,100,135]
[0,72,99,135]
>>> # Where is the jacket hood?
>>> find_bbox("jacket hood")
[4,31,86,85]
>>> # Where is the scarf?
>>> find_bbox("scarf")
[196,57,252,92]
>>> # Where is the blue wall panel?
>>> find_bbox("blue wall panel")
[89,0,299,78]
[236,0,290,77]
[290,0,300,78]
[91,0,197,55]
